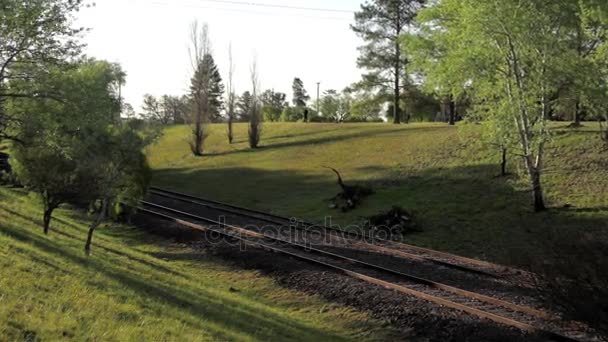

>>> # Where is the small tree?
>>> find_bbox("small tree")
[261,89,287,122]
[12,142,92,234]
[83,126,151,256]
[187,21,219,156]
[226,44,237,143]
[237,91,253,122]
[292,78,310,121]
[248,58,262,148]
[8,60,124,233]
[351,93,383,121]
[320,90,340,122]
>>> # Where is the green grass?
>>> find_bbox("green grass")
[0,187,393,341]
[148,122,608,264]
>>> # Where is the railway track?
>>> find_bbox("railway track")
[149,186,526,280]
[138,201,591,341]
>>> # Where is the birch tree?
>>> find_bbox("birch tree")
[412,0,606,211]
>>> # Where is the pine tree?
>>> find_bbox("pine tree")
[292,78,310,121]
[351,0,424,124]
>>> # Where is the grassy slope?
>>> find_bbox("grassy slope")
[149,122,608,264]
[0,187,392,341]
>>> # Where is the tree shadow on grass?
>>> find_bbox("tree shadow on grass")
[0,205,190,279]
[0,219,356,341]
[151,163,608,265]
[205,126,441,157]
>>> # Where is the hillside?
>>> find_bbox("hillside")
[148,122,608,264]
[0,187,391,341]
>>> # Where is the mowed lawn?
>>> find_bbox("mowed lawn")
[148,122,608,264]
[0,187,392,341]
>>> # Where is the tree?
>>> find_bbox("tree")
[9,60,124,234]
[320,90,352,123]
[351,93,383,121]
[248,57,262,148]
[161,95,189,125]
[261,89,287,122]
[320,90,340,122]
[237,91,253,122]
[83,126,152,256]
[411,0,608,211]
[226,44,236,143]
[188,21,214,156]
[142,94,171,124]
[280,106,299,122]
[351,0,424,124]
[0,0,85,140]
[292,78,310,121]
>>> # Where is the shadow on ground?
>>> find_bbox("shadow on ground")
[152,163,608,265]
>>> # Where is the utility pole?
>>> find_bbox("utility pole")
[316,82,320,117]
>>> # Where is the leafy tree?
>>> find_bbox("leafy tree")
[261,89,287,122]
[161,95,189,124]
[320,90,351,123]
[350,93,383,121]
[280,106,299,122]
[351,0,424,124]
[412,0,608,211]
[82,126,152,256]
[237,91,253,122]
[0,0,85,140]
[292,78,310,121]
[320,90,340,121]
[142,94,163,124]
[9,60,123,234]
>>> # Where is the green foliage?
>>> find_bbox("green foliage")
[0,0,85,139]
[351,0,424,123]
[320,90,352,123]
[350,93,383,122]
[190,54,225,123]
[291,78,310,108]
[8,60,124,232]
[409,0,608,210]
[237,91,253,122]
[260,90,287,122]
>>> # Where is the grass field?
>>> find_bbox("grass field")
[0,187,393,341]
[148,122,608,264]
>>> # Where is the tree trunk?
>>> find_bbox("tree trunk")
[393,42,401,125]
[572,100,582,127]
[529,166,546,212]
[500,148,507,177]
[85,199,108,256]
[227,117,234,144]
[448,99,456,126]
[43,207,54,235]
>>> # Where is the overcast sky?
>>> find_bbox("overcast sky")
[76,0,364,112]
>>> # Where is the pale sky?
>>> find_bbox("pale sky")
[76,0,364,112]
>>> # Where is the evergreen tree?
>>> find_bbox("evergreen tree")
[292,78,310,121]
[237,91,253,122]
[351,0,424,124]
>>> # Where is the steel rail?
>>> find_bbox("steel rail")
[141,200,550,320]
[138,204,576,342]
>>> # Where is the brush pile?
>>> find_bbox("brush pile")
[367,206,421,235]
